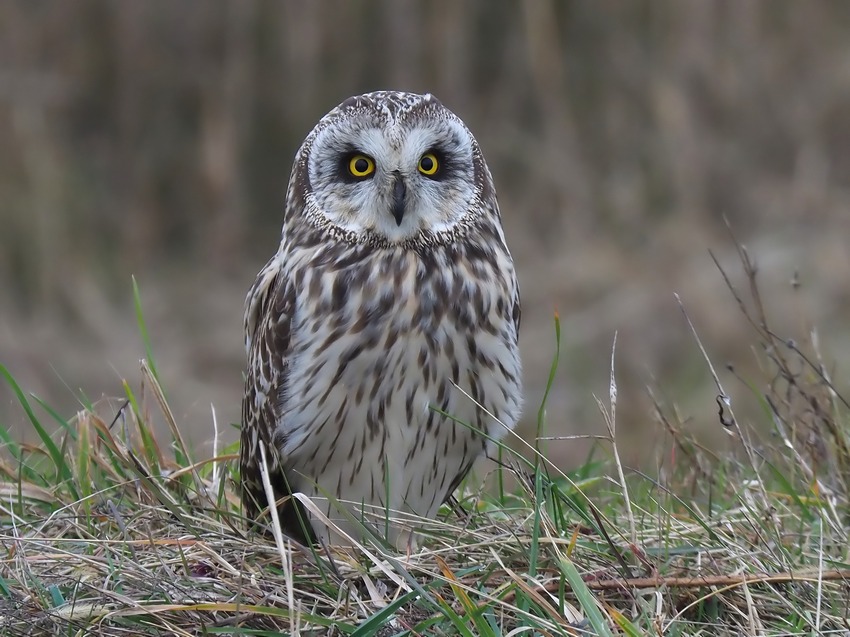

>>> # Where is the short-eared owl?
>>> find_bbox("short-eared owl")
[240,91,521,549]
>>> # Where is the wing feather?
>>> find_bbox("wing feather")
[239,256,314,542]
[444,262,521,507]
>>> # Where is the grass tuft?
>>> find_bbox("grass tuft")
[2,241,850,635]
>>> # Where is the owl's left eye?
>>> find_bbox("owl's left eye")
[418,152,440,176]
[347,154,376,178]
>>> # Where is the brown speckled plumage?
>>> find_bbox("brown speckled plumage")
[240,91,521,548]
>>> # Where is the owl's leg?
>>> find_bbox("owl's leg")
[242,466,317,545]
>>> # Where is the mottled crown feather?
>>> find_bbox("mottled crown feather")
[334,91,443,122]
[297,91,456,170]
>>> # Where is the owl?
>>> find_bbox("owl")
[240,91,522,550]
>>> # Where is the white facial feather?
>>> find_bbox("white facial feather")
[305,108,477,243]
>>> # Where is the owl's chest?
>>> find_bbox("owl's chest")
[276,250,520,514]
[281,250,506,429]
[290,258,459,388]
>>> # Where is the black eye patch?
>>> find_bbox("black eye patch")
[338,150,375,182]
[420,148,454,181]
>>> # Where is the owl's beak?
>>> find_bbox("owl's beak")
[391,174,407,226]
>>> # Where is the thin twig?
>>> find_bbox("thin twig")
[502,568,850,599]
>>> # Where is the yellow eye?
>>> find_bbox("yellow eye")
[348,154,375,178]
[418,152,439,176]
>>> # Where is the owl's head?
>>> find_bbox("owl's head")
[286,91,495,246]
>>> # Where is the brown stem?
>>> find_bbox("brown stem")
[498,569,850,607]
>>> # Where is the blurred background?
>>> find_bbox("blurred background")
[2,1,850,468]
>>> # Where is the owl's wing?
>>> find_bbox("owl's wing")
[511,282,522,334]
[444,276,522,506]
[240,257,314,543]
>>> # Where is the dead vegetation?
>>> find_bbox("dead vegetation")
[2,241,850,635]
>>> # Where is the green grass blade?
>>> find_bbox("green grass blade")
[0,575,11,599]
[611,608,644,636]
[0,421,23,464]
[0,363,77,498]
[536,312,561,457]
[351,589,421,637]
[528,467,545,580]
[132,275,161,386]
[434,594,477,637]
[559,557,615,637]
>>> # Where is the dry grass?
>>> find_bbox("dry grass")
[2,244,850,636]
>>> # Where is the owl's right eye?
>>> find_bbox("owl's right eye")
[347,154,376,178]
